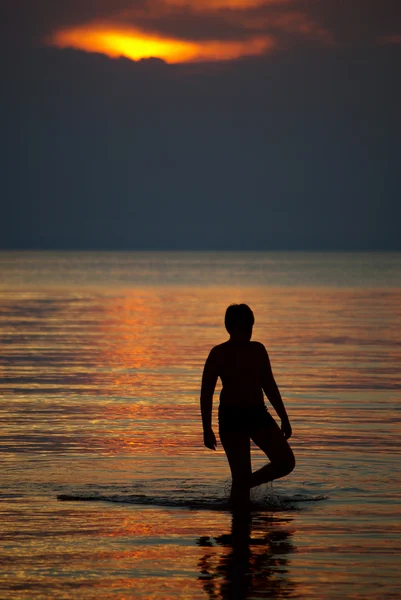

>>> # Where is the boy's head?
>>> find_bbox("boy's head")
[224,304,254,335]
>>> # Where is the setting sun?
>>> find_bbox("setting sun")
[50,26,272,63]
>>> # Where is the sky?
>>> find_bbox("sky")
[2,0,401,250]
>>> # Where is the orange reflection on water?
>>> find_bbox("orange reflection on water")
[50,26,272,63]
[99,293,171,368]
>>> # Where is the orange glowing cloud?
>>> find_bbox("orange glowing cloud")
[165,0,267,7]
[380,34,401,45]
[50,25,272,63]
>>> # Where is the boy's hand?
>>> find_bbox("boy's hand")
[203,428,217,450]
[281,418,292,440]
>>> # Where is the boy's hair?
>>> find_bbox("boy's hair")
[224,304,254,333]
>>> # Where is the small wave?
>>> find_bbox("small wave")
[57,490,327,511]
[57,493,230,511]
[250,486,328,510]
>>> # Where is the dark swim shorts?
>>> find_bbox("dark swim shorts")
[218,404,276,435]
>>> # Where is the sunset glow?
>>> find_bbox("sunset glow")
[166,0,267,6]
[50,26,272,63]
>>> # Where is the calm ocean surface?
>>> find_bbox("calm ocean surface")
[1,251,400,599]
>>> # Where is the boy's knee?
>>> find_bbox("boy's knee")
[283,451,295,475]
[274,450,295,478]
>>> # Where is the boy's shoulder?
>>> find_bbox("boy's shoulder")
[250,340,265,349]
[211,340,266,353]
[250,341,268,356]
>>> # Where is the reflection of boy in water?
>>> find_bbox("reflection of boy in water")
[198,514,296,600]
[200,304,295,510]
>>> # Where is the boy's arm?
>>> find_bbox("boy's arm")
[200,349,218,449]
[260,345,292,439]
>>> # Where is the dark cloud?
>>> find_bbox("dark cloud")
[111,4,328,46]
[2,1,400,251]
[0,1,145,46]
[1,0,400,51]
[303,0,401,46]
[2,42,401,250]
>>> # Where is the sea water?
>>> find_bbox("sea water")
[1,251,400,599]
